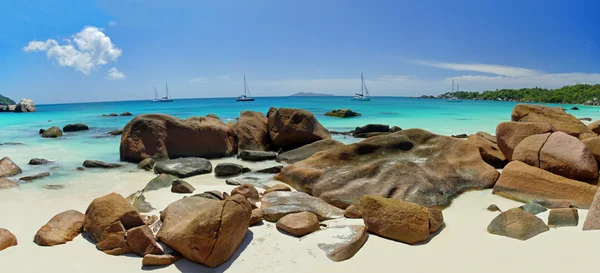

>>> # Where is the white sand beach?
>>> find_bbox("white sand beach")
[1,156,598,273]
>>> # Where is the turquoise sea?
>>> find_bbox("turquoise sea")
[1,96,599,189]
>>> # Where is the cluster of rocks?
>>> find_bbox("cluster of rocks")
[0,99,36,113]
[40,123,90,138]
[102,112,133,117]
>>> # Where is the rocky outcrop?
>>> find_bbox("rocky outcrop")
[548,208,578,227]
[511,104,592,136]
[493,161,597,209]
[275,129,499,208]
[0,228,17,251]
[496,122,555,161]
[34,210,84,246]
[14,99,36,112]
[360,195,443,244]
[41,126,63,138]
[153,157,212,178]
[63,124,89,132]
[83,193,146,245]
[0,157,22,177]
[325,109,361,118]
[267,107,330,150]
[120,114,237,162]
[276,139,345,164]
[276,211,320,236]
[83,160,124,169]
[236,111,270,151]
[487,208,548,240]
[156,195,252,268]
[261,191,344,222]
[238,150,277,161]
[513,132,598,181]
[467,133,507,168]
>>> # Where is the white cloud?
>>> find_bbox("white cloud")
[23,26,122,75]
[108,21,117,27]
[413,60,541,77]
[216,75,230,80]
[189,77,208,83]
[106,67,125,80]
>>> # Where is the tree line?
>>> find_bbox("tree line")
[442,84,600,103]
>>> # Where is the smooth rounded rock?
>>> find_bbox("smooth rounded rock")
[276,211,320,237]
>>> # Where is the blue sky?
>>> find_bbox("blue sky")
[1,0,599,104]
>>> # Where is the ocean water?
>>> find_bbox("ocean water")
[1,96,599,189]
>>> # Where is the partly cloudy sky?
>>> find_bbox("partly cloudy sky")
[1,0,598,103]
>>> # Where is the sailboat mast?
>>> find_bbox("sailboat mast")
[154,87,158,100]
[452,79,454,92]
[457,83,459,92]
[165,83,169,98]
[361,72,364,95]
[244,75,247,96]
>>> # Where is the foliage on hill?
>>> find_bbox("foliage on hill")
[441,84,600,104]
[0,94,15,105]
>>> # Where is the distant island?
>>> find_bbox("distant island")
[424,84,600,105]
[0,94,15,105]
[290,92,335,97]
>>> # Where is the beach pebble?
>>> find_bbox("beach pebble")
[276,211,320,237]
[34,210,84,246]
[214,163,247,177]
[0,228,18,251]
[487,204,502,212]
[264,184,291,195]
[137,158,155,171]
[487,208,548,241]
[28,158,49,165]
[343,204,363,219]
[519,202,548,215]
[0,178,18,189]
[548,208,579,227]
[142,253,182,266]
[153,157,212,178]
[238,150,277,161]
[0,157,22,177]
[171,180,195,194]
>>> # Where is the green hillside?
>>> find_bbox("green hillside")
[0,94,15,105]
[440,84,600,104]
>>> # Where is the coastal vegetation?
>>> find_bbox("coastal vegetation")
[0,94,15,105]
[439,84,600,104]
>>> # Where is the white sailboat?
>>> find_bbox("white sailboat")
[151,83,174,102]
[236,75,255,102]
[446,80,463,102]
[352,72,371,101]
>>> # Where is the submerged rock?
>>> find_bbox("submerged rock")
[28,158,49,165]
[119,112,133,116]
[276,211,320,237]
[493,161,597,209]
[0,178,18,189]
[548,208,578,227]
[34,210,84,246]
[0,228,18,251]
[487,208,548,240]
[511,104,593,137]
[276,139,345,164]
[353,124,390,138]
[120,114,237,162]
[325,109,361,118]
[360,195,442,244]
[261,191,344,222]
[276,129,500,208]
[238,150,277,161]
[108,129,123,135]
[19,172,50,182]
[63,123,89,132]
[156,195,252,268]
[43,184,64,190]
[0,157,22,177]
[154,157,212,178]
[41,126,63,138]
[83,160,124,169]
[236,111,270,151]
[267,107,330,150]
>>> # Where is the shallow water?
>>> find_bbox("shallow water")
[0,96,598,189]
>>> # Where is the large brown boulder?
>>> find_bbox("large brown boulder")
[467,133,507,168]
[513,132,598,181]
[156,195,252,268]
[261,191,344,222]
[487,208,548,240]
[236,111,270,151]
[588,120,600,134]
[0,157,22,177]
[276,138,345,164]
[582,136,600,164]
[83,193,146,243]
[275,129,499,208]
[360,195,443,244]
[120,114,237,163]
[267,107,330,150]
[493,161,597,208]
[496,122,555,161]
[0,228,17,251]
[34,210,85,246]
[511,104,592,136]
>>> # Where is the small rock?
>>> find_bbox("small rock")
[249,208,264,226]
[126,191,156,213]
[19,172,50,182]
[353,124,390,137]
[0,228,18,251]
[1,142,25,146]
[107,129,123,135]
[308,225,368,262]
[532,199,574,209]
[264,184,291,194]
[83,160,124,169]
[137,158,155,171]
[0,178,18,189]
[34,210,84,246]
[487,208,549,240]
[548,208,579,227]
[119,112,133,116]
[519,202,548,215]
[255,166,283,174]
[96,221,129,255]
[390,126,402,132]
[42,126,63,138]
[171,180,195,193]
[231,184,259,203]
[63,123,89,132]
[580,117,592,122]
[39,128,45,134]
[487,204,502,212]
[451,134,468,138]
[214,163,246,177]
[276,211,320,237]
[571,107,579,110]
[142,253,182,266]
[108,113,118,117]
[143,215,159,226]
[28,158,49,165]
[0,157,22,178]
[76,167,85,171]
[154,157,212,178]
[43,184,64,190]
[238,150,277,161]
[144,174,178,191]
[344,204,363,218]
[325,109,361,118]
[225,176,270,188]
[126,225,164,257]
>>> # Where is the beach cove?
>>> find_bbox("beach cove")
[2,97,600,273]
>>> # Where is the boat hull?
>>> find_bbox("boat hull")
[236,98,255,102]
